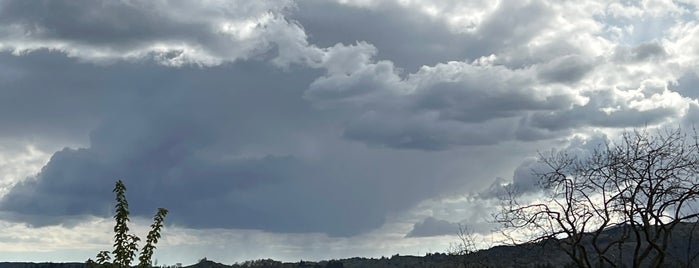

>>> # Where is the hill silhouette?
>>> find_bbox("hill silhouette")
[2,222,698,268]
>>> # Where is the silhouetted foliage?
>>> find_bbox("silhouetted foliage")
[87,180,168,268]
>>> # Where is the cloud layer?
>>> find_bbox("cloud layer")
[0,0,698,248]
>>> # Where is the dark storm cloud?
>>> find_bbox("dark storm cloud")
[0,51,482,236]
[291,0,553,72]
[291,0,473,72]
[4,0,668,151]
[342,112,516,150]
[406,217,459,237]
[514,117,572,142]
[0,0,310,66]
[305,53,401,103]
[0,51,105,145]
[307,56,584,150]
[0,0,195,47]
[536,55,595,83]
[328,58,658,150]
[0,55,382,235]
[0,0,534,236]
[409,65,575,123]
[1,0,696,242]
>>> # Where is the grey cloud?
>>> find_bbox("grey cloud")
[1,0,598,152]
[478,158,552,198]
[306,56,581,150]
[409,64,577,123]
[514,116,572,142]
[510,157,545,193]
[406,217,459,237]
[671,70,699,99]
[1,52,503,236]
[528,89,679,131]
[479,177,511,199]
[495,39,585,70]
[0,0,574,236]
[1,56,381,234]
[481,132,611,198]
[632,42,667,60]
[537,55,595,84]
[343,111,517,150]
[613,42,668,62]
[474,0,552,48]
[681,102,699,127]
[305,60,402,105]
[0,51,106,146]
[407,214,495,238]
[509,134,604,193]
[0,0,191,47]
[563,133,611,159]
[314,42,378,76]
[291,0,477,72]
[0,0,311,66]
[529,106,675,130]
[292,0,554,72]
[1,0,694,243]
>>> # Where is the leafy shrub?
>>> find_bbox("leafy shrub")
[88,180,168,268]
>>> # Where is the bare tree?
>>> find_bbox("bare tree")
[447,224,489,268]
[496,128,699,268]
[447,224,478,256]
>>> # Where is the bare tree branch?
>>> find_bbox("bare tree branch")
[496,128,699,267]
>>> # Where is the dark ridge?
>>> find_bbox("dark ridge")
[5,222,699,268]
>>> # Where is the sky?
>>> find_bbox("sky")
[0,0,698,265]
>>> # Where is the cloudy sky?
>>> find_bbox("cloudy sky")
[0,0,698,264]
